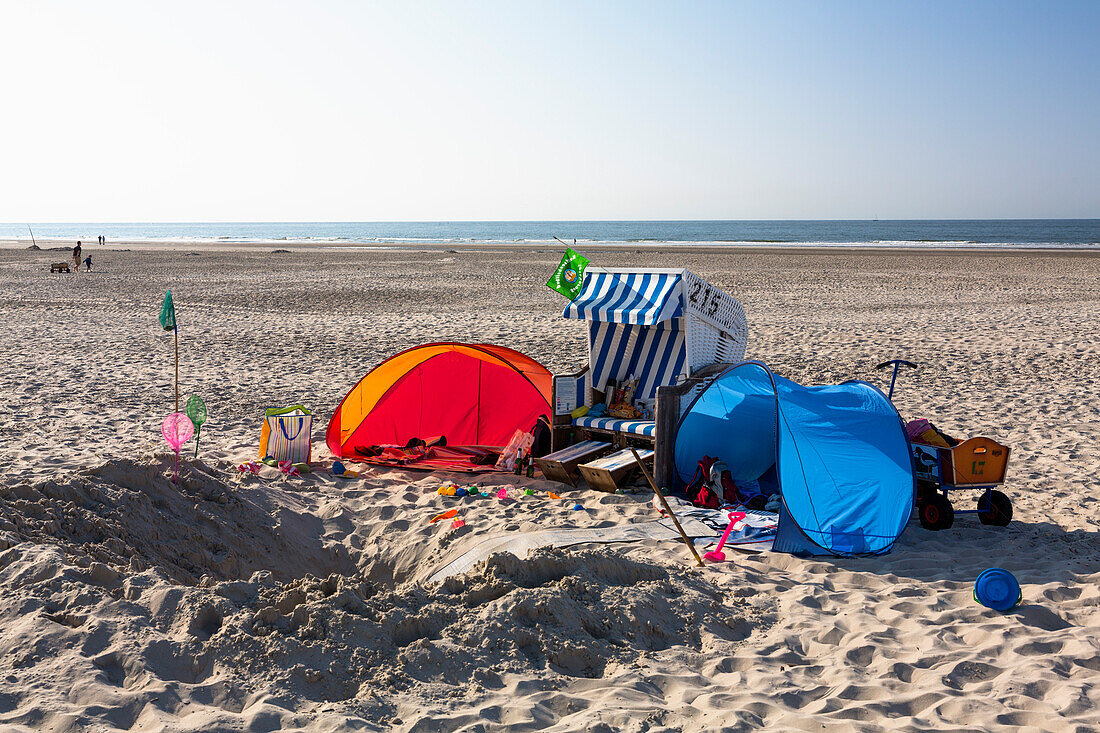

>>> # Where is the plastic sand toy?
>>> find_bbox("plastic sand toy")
[332,461,359,478]
[703,512,747,563]
[974,568,1022,611]
[430,509,459,524]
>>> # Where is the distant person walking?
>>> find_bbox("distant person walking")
[72,241,82,269]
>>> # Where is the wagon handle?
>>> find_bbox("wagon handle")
[875,359,918,401]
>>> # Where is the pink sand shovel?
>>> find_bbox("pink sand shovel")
[162,412,194,486]
[704,511,747,563]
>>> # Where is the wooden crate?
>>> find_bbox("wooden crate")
[577,447,654,493]
[913,436,1010,489]
[946,437,1010,486]
[533,440,613,486]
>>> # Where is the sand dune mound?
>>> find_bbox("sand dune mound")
[0,457,771,729]
[0,457,355,585]
[0,531,769,730]
[218,548,761,693]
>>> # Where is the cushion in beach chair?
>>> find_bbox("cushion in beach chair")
[573,415,657,439]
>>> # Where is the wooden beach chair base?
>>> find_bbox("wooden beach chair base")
[533,440,614,485]
[578,447,654,493]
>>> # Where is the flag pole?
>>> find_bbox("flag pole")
[174,326,179,414]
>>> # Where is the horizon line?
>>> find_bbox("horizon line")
[6,217,1099,226]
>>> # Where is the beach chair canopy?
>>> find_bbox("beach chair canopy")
[563,269,684,326]
[326,343,552,458]
[674,362,915,556]
[562,268,747,402]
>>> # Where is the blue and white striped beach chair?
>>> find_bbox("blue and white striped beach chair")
[551,267,748,488]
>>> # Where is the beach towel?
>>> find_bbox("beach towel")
[352,443,504,473]
[666,497,780,553]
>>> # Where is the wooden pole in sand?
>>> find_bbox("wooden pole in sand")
[631,447,704,567]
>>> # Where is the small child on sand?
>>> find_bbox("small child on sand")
[83,255,93,271]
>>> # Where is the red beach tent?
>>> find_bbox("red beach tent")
[326,343,552,469]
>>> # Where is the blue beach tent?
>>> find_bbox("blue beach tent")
[674,362,915,556]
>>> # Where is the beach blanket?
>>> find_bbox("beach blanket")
[664,497,780,553]
[352,444,506,473]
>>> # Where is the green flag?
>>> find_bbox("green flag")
[159,289,176,331]
[546,248,590,300]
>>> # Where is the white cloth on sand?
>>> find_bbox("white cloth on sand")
[426,516,716,584]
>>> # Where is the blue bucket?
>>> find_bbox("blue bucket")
[974,568,1022,611]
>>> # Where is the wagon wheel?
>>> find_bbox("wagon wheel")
[919,493,954,531]
[977,490,1012,526]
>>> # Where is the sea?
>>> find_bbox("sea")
[2,220,1098,249]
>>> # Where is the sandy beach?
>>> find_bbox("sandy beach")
[2,242,1100,732]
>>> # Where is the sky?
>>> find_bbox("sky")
[0,0,1097,222]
